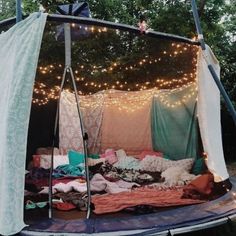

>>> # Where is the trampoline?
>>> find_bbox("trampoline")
[0,1,236,235]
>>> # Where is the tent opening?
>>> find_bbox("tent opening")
[1,12,235,236]
[23,20,230,227]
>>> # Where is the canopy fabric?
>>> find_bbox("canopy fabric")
[59,91,84,154]
[59,91,105,154]
[151,83,198,160]
[197,46,229,182]
[59,90,152,155]
[100,90,152,155]
[0,13,47,236]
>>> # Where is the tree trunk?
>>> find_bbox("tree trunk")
[199,0,207,17]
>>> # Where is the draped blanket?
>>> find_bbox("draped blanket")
[92,187,205,214]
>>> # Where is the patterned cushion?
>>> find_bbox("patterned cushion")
[139,156,163,172]
[139,156,194,172]
[40,155,69,169]
[162,158,194,172]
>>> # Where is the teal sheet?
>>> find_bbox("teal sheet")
[151,84,198,160]
[0,13,47,235]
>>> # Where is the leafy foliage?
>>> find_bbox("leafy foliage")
[0,0,235,159]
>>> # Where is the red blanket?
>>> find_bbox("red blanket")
[92,187,205,214]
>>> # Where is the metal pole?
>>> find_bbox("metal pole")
[64,23,91,219]
[16,0,22,23]
[191,0,236,126]
[48,68,67,219]
[69,66,91,219]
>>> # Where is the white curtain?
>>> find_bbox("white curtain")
[0,13,47,235]
[197,45,229,182]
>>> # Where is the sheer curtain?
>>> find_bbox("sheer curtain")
[197,46,229,182]
[0,13,47,235]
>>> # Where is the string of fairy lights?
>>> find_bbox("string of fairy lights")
[33,38,199,107]
[60,81,197,113]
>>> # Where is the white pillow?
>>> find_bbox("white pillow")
[162,158,194,172]
[40,155,69,169]
[139,156,194,172]
[139,156,163,172]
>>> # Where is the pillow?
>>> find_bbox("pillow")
[161,166,197,187]
[100,149,118,165]
[40,155,69,169]
[89,154,100,159]
[40,155,51,169]
[36,147,60,155]
[139,157,194,173]
[139,156,163,172]
[115,149,127,160]
[136,150,163,160]
[54,155,70,169]
[68,150,84,166]
[162,158,194,172]
[191,158,206,175]
[183,173,214,195]
[33,155,41,168]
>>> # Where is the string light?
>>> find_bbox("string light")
[58,82,197,113]
[33,43,198,106]
[38,42,198,78]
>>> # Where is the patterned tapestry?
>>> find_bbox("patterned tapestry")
[59,91,105,154]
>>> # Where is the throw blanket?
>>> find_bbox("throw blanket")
[53,164,85,178]
[90,174,140,194]
[92,187,205,214]
[90,162,163,184]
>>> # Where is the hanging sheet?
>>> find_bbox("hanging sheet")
[80,93,105,154]
[101,90,152,155]
[197,46,229,182]
[59,91,84,153]
[0,13,47,235]
[151,84,198,160]
[59,91,105,154]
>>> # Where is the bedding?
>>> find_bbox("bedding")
[135,150,163,160]
[89,162,163,184]
[26,147,200,215]
[92,187,205,214]
[90,173,140,194]
[32,154,69,169]
[139,156,194,172]
[182,173,215,200]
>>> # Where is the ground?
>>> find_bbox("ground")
[227,162,236,176]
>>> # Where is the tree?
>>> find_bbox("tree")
[0,0,235,158]
[0,0,16,21]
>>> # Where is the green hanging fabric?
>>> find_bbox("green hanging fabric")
[151,84,198,160]
[0,13,47,235]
